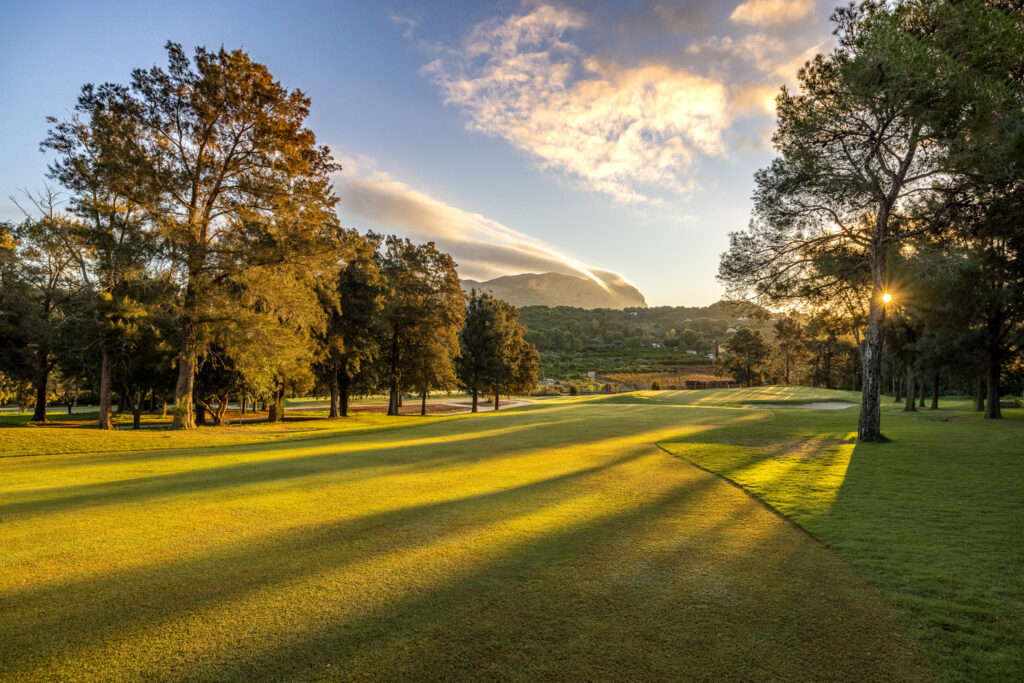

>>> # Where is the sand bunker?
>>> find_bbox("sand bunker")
[742,401,856,410]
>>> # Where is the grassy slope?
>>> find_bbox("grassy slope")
[0,398,927,681]
[655,388,1024,682]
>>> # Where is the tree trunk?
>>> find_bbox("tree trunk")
[388,331,400,416]
[494,393,500,411]
[930,371,939,410]
[132,389,142,430]
[918,382,925,409]
[195,400,207,426]
[472,389,478,413]
[31,345,50,423]
[161,399,167,418]
[857,289,885,441]
[784,351,791,385]
[338,372,350,418]
[904,362,917,412]
[267,387,285,423]
[975,376,986,412]
[421,391,427,416]
[171,308,198,429]
[214,393,229,426]
[98,349,113,430]
[985,354,1002,420]
[329,375,339,419]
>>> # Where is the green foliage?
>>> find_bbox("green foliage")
[377,236,465,414]
[518,302,758,354]
[456,291,540,409]
[718,0,1024,438]
[315,230,385,416]
[717,328,771,387]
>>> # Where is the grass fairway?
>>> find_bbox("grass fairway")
[0,394,933,681]
[655,387,1024,681]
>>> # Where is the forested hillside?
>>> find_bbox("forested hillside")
[519,301,765,354]
[518,302,767,379]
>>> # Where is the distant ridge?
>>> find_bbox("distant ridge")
[461,272,647,310]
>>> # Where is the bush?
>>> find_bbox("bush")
[651,380,661,390]
[569,385,579,396]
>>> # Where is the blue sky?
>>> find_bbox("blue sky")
[0,0,835,305]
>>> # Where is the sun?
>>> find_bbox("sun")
[882,293,892,303]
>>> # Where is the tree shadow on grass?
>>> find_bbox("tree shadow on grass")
[662,406,1024,680]
[0,447,648,674]
[187,465,925,682]
[3,445,929,681]
[1,404,729,520]
[2,400,936,681]
[0,415,594,519]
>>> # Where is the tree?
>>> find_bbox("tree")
[329,232,385,418]
[718,329,771,387]
[719,2,977,439]
[406,332,460,416]
[378,237,464,416]
[43,83,157,428]
[60,42,339,429]
[6,198,81,422]
[456,291,507,413]
[0,223,39,411]
[457,292,539,412]
[772,315,804,385]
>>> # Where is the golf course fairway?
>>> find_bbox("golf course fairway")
[3,387,1020,680]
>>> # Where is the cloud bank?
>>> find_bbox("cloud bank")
[335,159,634,292]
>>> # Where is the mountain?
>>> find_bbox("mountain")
[461,272,647,310]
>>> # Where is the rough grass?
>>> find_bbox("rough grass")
[0,397,929,680]
[657,389,1024,682]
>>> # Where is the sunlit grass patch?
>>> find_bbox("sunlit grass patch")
[663,390,1024,681]
[0,398,928,680]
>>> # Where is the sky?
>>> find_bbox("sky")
[0,0,837,306]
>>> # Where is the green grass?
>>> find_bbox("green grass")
[656,389,1024,682]
[0,394,930,680]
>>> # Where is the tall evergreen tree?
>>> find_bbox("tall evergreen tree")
[378,237,464,416]
[315,231,384,418]
[457,291,508,413]
[457,292,539,411]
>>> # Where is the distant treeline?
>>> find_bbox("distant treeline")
[518,302,765,354]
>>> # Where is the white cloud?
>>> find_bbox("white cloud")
[334,157,634,292]
[730,0,816,26]
[424,5,732,203]
[388,11,416,39]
